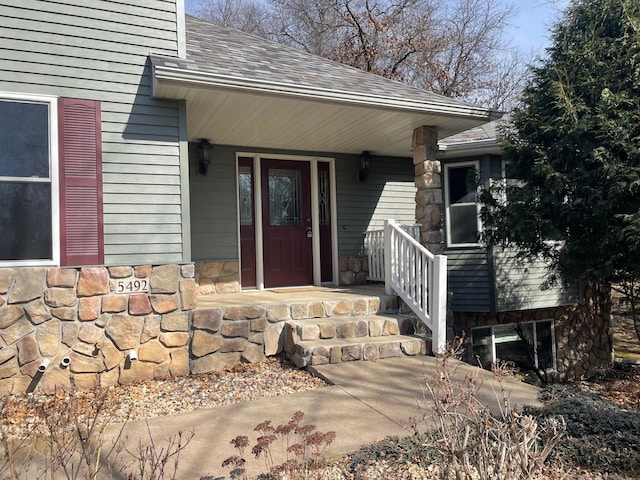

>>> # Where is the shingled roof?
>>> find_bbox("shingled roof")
[438,115,511,158]
[150,15,499,156]
[177,15,483,113]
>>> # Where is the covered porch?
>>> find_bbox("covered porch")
[150,14,498,294]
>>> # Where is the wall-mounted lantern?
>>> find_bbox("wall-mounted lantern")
[359,151,371,182]
[198,139,213,176]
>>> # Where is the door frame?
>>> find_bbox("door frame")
[236,153,338,290]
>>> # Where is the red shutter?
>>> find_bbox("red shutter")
[58,97,104,266]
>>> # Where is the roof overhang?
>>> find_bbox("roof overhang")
[438,138,502,159]
[152,60,501,158]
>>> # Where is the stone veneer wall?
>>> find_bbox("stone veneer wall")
[338,256,369,286]
[452,306,613,381]
[195,261,240,294]
[195,258,373,290]
[0,265,197,395]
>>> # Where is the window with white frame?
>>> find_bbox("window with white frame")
[444,161,480,246]
[0,94,58,265]
[472,320,556,372]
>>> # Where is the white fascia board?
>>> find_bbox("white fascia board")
[438,138,501,158]
[152,64,497,120]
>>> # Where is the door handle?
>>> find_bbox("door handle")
[306,226,312,238]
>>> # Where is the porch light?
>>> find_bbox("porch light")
[359,151,371,182]
[198,139,213,176]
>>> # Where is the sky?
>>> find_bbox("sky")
[503,1,570,53]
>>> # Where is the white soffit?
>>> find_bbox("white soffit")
[154,79,494,158]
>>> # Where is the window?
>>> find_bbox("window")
[444,162,480,246]
[0,92,103,267]
[0,94,59,265]
[238,166,253,226]
[268,168,301,226]
[471,320,556,372]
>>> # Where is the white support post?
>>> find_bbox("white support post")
[431,254,448,354]
[384,219,393,295]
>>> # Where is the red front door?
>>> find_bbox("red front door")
[261,159,313,287]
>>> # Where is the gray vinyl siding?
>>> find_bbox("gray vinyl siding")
[0,0,186,265]
[442,154,495,311]
[335,155,415,256]
[446,248,493,311]
[492,247,579,311]
[189,144,239,261]
[189,148,416,261]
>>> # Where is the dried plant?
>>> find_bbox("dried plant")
[36,382,129,480]
[0,394,40,480]
[123,422,194,480]
[421,339,566,480]
[222,410,336,479]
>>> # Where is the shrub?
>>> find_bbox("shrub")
[527,384,640,475]
[418,340,566,479]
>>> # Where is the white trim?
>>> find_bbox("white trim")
[175,0,187,58]
[329,159,339,286]
[0,92,59,267]
[253,155,264,290]
[236,153,336,290]
[438,138,501,158]
[310,158,321,285]
[178,101,191,263]
[443,160,481,248]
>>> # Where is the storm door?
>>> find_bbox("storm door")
[261,159,313,287]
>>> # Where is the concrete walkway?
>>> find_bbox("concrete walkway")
[108,356,541,479]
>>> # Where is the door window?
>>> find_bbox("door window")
[238,166,253,226]
[269,169,301,226]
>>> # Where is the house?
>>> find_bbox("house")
[438,119,612,380]
[0,1,609,394]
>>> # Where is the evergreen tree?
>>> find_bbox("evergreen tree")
[481,0,640,339]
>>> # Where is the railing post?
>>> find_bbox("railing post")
[384,219,393,295]
[431,254,447,354]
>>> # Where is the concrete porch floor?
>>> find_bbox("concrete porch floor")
[195,284,389,308]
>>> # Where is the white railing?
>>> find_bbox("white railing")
[368,219,447,354]
[364,224,420,281]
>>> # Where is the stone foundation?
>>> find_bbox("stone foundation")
[0,265,197,395]
[452,306,613,381]
[195,257,373,290]
[194,260,240,294]
[338,256,370,286]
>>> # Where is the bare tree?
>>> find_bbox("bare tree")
[186,0,534,110]
[190,0,271,35]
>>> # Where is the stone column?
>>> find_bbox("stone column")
[413,126,444,254]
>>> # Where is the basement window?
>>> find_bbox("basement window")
[471,320,556,372]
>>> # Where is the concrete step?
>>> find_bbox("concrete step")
[289,334,430,367]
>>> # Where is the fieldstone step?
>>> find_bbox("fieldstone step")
[284,314,427,351]
[289,334,430,367]
[283,313,431,368]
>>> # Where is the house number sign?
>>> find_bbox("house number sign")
[114,278,149,293]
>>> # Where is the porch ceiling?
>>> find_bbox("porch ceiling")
[153,80,494,157]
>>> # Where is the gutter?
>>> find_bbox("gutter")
[151,62,502,121]
[438,138,501,158]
